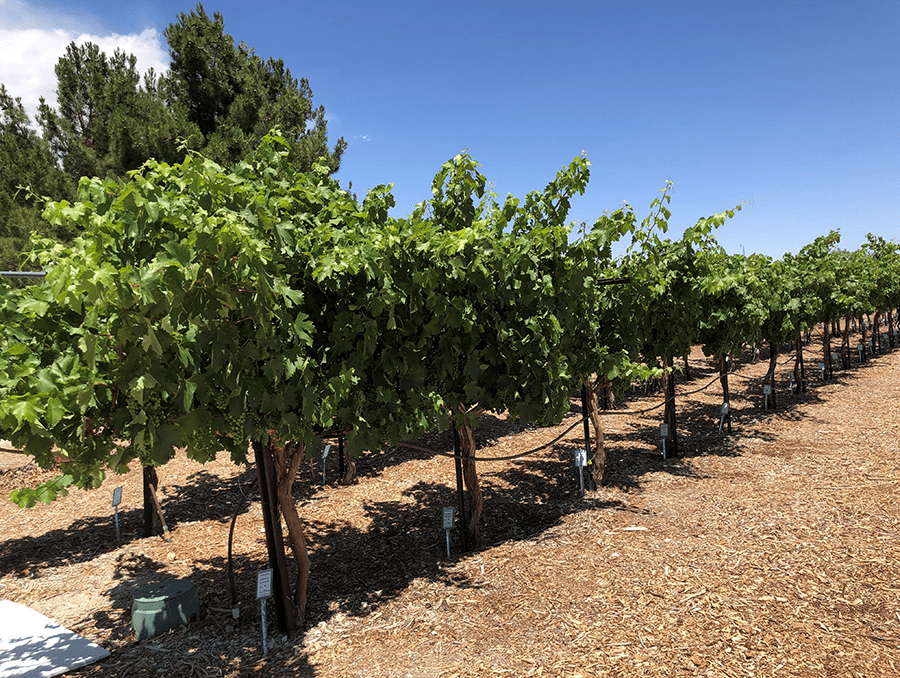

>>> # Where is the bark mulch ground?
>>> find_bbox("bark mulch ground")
[1,329,898,677]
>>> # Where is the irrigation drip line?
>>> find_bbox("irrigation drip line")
[394,373,724,462]
[727,370,760,382]
[390,346,810,464]
[395,414,587,462]
[608,373,723,414]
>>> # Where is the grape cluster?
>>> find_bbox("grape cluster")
[188,418,220,462]
[125,391,165,429]
[213,392,247,439]
[125,390,168,462]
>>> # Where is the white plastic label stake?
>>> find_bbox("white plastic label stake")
[442,507,455,530]
[256,569,273,600]
[575,448,588,494]
[112,486,122,545]
[718,403,730,435]
[442,507,455,558]
[257,568,273,656]
[321,444,331,484]
[659,424,669,439]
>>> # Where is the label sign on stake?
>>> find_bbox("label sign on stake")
[574,449,587,495]
[660,424,669,460]
[763,384,772,411]
[442,507,456,530]
[718,403,730,436]
[256,568,273,657]
[256,568,273,600]
[112,486,123,545]
[442,507,455,558]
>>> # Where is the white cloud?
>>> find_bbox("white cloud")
[0,3,168,124]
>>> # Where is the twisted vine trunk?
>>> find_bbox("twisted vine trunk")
[252,439,309,633]
[142,465,158,538]
[271,441,310,623]
[841,316,853,369]
[340,451,358,485]
[661,356,679,457]
[141,465,169,539]
[719,354,732,433]
[794,335,806,392]
[455,409,483,549]
[764,341,778,409]
[859,316,868,362]
[873,311,883,353]
[585,379,605,485]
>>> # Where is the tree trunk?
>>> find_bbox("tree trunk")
[603,377,616,409]
[859,316,868,363]
[873,311,883,353]
[252,440,296,634]
[270,441,310,625]
[455,411,483,549]
[662,356,679,457]
[822,321,832,380]
[585,379,605,486]
[682,354,692,381]
[340,451,358,485]
[794,335,806,392]
[764,341,778,409]
[142,465,169,539]
[719,354,731,433]
[142,465,157,538]
[841,316,852,369]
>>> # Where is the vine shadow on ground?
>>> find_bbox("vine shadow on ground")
[0,466,257,576]
[597,348,891,492]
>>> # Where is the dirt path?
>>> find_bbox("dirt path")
[1,334,899,677]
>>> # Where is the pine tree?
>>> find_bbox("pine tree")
[0,86,75,270]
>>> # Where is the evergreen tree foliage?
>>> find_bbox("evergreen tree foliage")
[0,86,75,270]
[162,2,345,173]
[1,1,344,266]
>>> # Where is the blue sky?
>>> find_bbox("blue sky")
[1,0,897,258]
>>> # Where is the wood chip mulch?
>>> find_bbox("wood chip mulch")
[1,327,899,677]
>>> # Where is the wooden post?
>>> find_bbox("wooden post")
[142,466,155,538]
[452,428,469,553]
[581,384,595,491]
[253,441,295,633]
[664,356,679,457]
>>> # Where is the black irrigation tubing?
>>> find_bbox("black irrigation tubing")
[394,373,724,463]
[382,342,846,465]
[600,373,722,415]
[394,415,587,463]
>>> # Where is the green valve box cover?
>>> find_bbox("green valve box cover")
[132,579,199,641]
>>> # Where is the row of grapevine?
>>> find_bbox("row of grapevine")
[1,133,897,629]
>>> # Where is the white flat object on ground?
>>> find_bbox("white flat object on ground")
[0,600,109,678]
